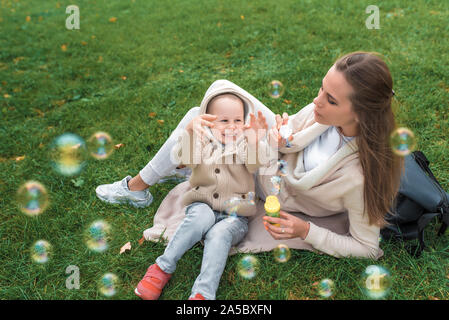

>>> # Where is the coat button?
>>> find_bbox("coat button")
[215,168,220,174]
[213,193,219,199]
[241,194,246,199]
[195,186,199,190]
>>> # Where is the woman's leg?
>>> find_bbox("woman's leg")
[127,107,200,190]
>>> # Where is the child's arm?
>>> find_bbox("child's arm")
[171,114,217,169]
[241,111,274,173]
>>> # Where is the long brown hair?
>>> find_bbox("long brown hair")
[334,51,404,227]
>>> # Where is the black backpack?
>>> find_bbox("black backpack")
[381,151,449,257]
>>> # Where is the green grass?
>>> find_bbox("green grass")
[0,0,448,300]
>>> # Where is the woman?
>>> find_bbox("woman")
[96,51,403,259]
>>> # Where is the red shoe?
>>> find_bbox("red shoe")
[189,293,206,300]
[135,264,171,300]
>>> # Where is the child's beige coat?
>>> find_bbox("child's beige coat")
[171,81,271,217]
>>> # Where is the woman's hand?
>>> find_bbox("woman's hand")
[185,114,217,136]
[243,111,268,146]
[268,113,293,149]
[263,210,310,240]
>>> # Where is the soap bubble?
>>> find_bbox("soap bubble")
[50,133,87,176]
[273,244,291,263]
[277,160,288,176]
[237,255,259,280]
[31,240,52,264]
[317,278,335,298]
[279,124,292,147]
[87,131,114,160]
[224,192,256,219]
[223,197,241,218]
[270,175,282,195]
[99,273,119,297]
[246,191,256,205]
[17,181,49,216]
[267,80,285,99]
[390,127,416,156]
[361,265,391,299]
[85,220,111,252]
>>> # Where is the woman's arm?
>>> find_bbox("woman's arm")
[263,182,381,260]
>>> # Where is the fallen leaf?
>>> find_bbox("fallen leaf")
[240,15,245,20]
[81,41,88,46]
[13,57,25,64]
[54,99,66,107]
[15,155,25,161]
[157,119,164,125]
[109,17,117,23]
[120,241,132,254]
[284,99,292,104]
[61,44,67,52]
[98,56,103,63]
[3,94,11,99]
[33,108,44,117]
[121,75,127,80]
[148,112,156,118]
[138,236,145,245]
[114,143,125,149]
[26,16,31,22]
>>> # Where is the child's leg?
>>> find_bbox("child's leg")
[155,202,216,274]
[138,107,200,186]
[190,214,249,300]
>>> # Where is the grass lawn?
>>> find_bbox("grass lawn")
[0,0,448,300]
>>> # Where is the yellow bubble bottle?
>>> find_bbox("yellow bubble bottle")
[264,195,280,227]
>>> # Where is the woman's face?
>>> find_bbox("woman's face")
[312,65,359,136]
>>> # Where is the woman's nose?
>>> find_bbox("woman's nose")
[313,93,323,108]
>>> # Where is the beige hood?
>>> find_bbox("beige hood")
[198,79,256,122]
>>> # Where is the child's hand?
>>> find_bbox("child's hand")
[243,111,268,146]
[186,114,217,137]
[268,113,293,149]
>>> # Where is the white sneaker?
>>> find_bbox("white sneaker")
[95,176,153,208]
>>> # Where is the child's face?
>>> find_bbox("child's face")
[207,95,245,145]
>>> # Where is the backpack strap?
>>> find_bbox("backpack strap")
[412,212,441,257]
[437,207,449,236]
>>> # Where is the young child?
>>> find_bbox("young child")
[134,86,270,300]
